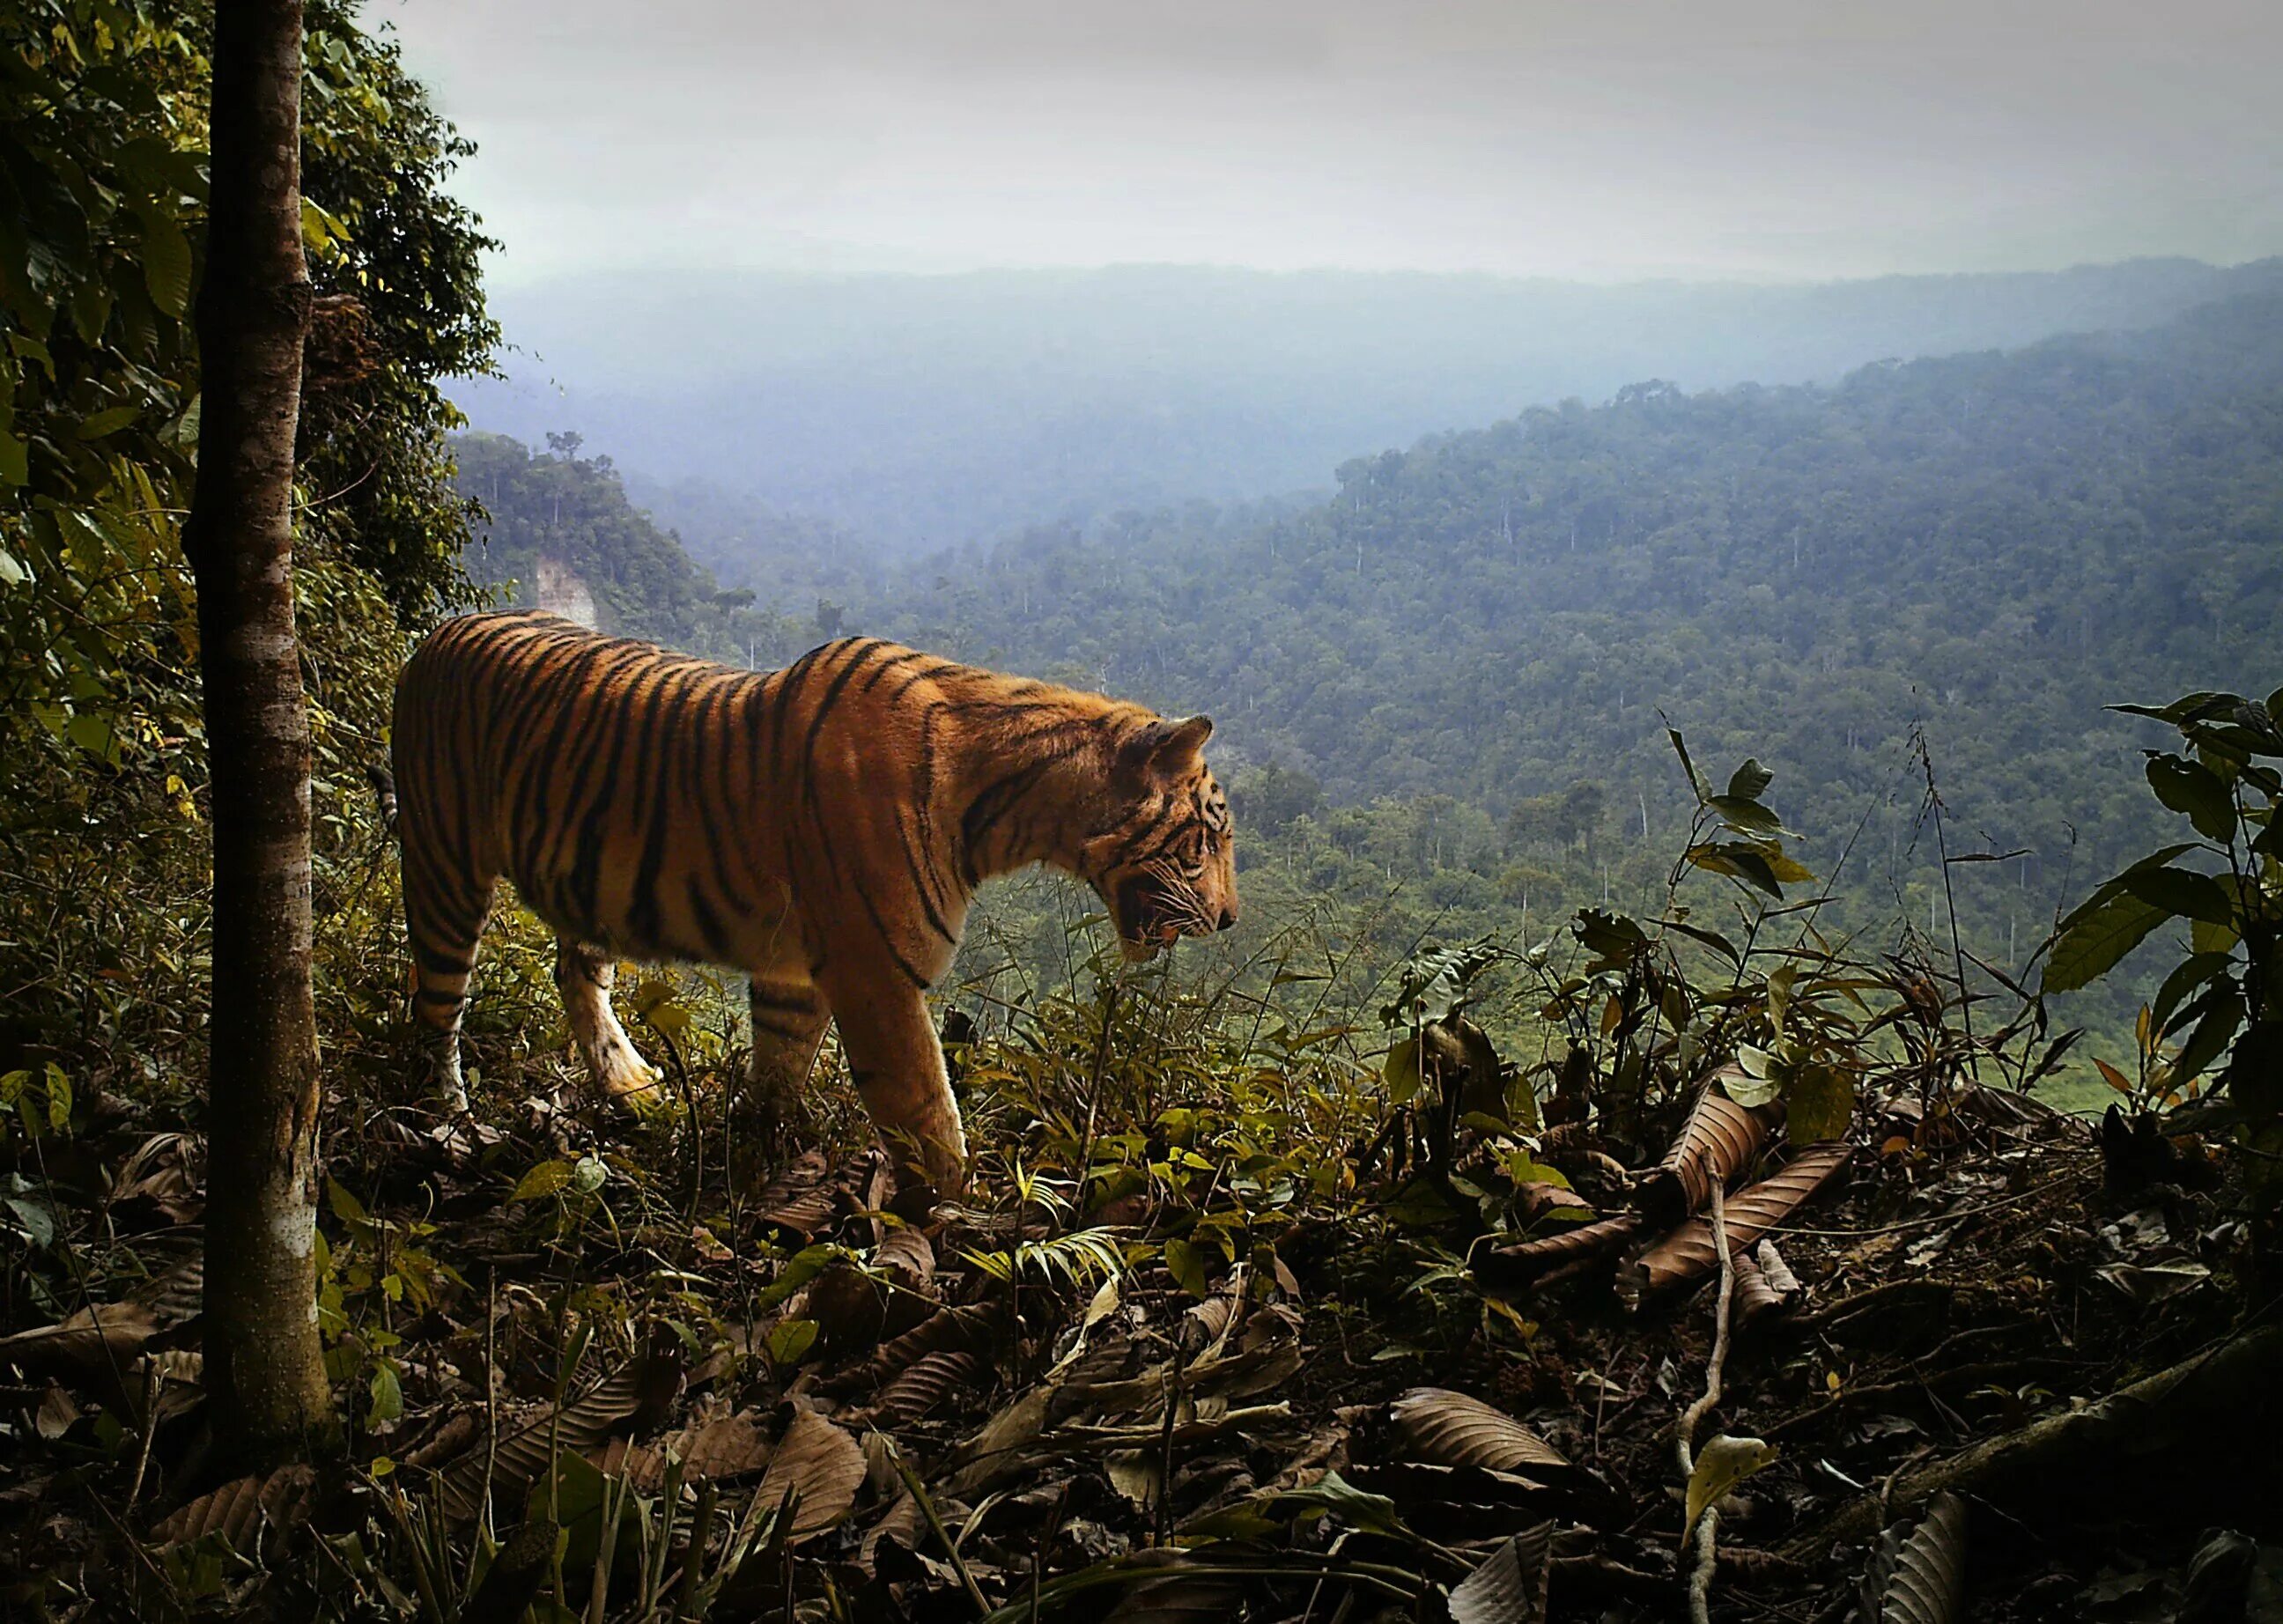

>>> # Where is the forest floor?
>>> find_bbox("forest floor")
[0,1008,2276,1623]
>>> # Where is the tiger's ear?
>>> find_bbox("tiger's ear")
[1119,715,1214,783]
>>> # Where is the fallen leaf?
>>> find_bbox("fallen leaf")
[1448,1523,1554,1624]
[1684,1436,1777,1543]
[1635,1072,1780,1222]
[152,1465,315,1549]
[1859,1492,1968,1624]
[757,1407,866,1540]
[1622,1141,1853,1308]
[1388,1387,1570,1478]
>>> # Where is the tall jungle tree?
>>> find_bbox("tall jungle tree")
[184,0,336,1465]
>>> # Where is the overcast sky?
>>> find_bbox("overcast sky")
[379,0,2282,288]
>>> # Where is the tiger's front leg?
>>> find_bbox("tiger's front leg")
[819,969,968,1198]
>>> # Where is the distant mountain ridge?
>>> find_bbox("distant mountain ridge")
[454,257,2277,552]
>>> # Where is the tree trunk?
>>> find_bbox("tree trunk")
[186,0,336,1467]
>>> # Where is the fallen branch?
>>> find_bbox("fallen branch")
[1789,1322,2283,1560]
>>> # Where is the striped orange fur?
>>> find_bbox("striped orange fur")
[388,611,1238,1192]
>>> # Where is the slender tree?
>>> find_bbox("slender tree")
[184,0,337,1465]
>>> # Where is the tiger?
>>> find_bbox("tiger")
[387,610,1240,1193]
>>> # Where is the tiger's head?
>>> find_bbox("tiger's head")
[1082,715,1239,961]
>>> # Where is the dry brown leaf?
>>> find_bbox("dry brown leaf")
[0,1300,160,1382]
[1620,1140,1853,1309]
[1389,1388,1570,1478]
[756,1407,866,1541]
[438,1350,677,1523]
[151,1465,314,1548]
[677,1409,776,1482]
[1634,1072,1781,1222]
[870,1349,986,1428]
[750,1150,836,1237]
[1861,1492,1968,1624]
[858,1490,928,1570]
[1449,1523,1554,1624]
[875,1223,935,1292]
[1471,1214,1643,1289]
[823,1301,1005,1399]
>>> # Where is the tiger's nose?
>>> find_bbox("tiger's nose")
[1217,905,1238,931]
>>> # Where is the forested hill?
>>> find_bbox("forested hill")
[706,286,2283,997]
[455,257,2274,550]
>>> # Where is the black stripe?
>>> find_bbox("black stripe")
[416,944,471,978]
[853,882,934,988]
[686,875,731,961]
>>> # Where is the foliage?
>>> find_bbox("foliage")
[452,429,811,664]
[2042,687,2283,1189]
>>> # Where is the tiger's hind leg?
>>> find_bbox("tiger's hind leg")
[744,972,831,1151]
[555,938,664,1114]
[402,851,496,1115]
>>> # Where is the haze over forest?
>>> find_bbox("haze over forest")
[462,258,2265,549]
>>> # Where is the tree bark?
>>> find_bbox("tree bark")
[186,0,336,1467]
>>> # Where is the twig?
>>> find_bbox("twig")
[1677,1181,1737,1624]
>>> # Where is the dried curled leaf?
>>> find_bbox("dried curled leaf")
[1448,1522,1554,1624]
[1856,1492,1967,1624]
[1728,1246,1799,1327]
[1620,1141,1852,1309]
[870,1349,986,1428]
[1634,1071,1780,1222]
[1389,1388,1570,1479]
[822,1301,1006,1399]
[152,1465,314,1549]
[1472,1214,1643,1289]
[750,1150,836,1237]
[757,1406,866,1540]
[439,1350,678,1523]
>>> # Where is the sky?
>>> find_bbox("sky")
[378,0,2283,288]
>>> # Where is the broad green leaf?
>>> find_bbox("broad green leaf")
[136,200,192,319]
[2170,987,2242,1082]
[2152,953,2234,1037]
[1666,727,1707,802]
[367,1362,403,1425]
[2043,892,2169,993]
[765,1317,818,1367]
[74,404,140,440]
[1164,1236,1208,1298]
[510,1159,572,1201]
[1787,1066,1854,1144]
[2120,867,2235,928]
[1725,759,1774,801]
[2146,754,2236,842]
[327,1178,371,1227]
[1707,795,1784,837]
[1383,1035,1422,1105]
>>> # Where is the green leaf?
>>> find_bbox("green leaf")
[765,1317,818,1368]
[326,1178,371,1227]
[510,1159,573,1201]
[367,1362,403,1425]
[1686,1436,1777,1539]
[1707,795,1785,837]
[2151,953,2234,1037]
[2146,754,2237,843]
[1666,728,1708,801]
[1164,1236,1208,1298]
[2044,891,2170,993]
[0,430,26,491]
[74,405,140,440]
[1787,1066,1854,1144]
[2120,867,2235,928]
[2170,987,2242,1083]
[41,1062,70,1132]
[135,200,192,319]
[1383,1035,1422,1105]
[1725,759,1773,801]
